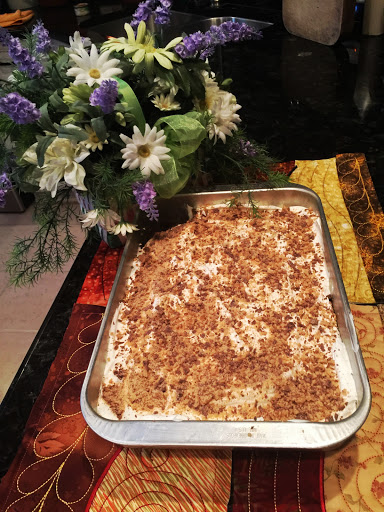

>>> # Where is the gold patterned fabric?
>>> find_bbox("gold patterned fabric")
[324,305,384,512]
[336,154,384,302]
[291,157,375,303]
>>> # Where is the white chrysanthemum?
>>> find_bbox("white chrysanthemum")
[67,44,123,86]
[102,210,121,232]
[22,138,89,197]
[198,71,242,144]
[109,221,139,236]
[208,92,242,143]
[79,209,120,230]
[66,31,92,55]
[120,124,171,177]
[151,92,181,111]
[79,209,102,229]
[82,125,108,151]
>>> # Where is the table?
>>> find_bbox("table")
[0,1,384,509]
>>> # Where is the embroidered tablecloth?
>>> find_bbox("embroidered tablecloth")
[1,153,384,512]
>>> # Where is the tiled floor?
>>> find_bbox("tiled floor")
[0,196,85,403]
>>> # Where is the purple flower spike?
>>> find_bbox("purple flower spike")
[0,27,11,46]
[0,93,41,124]
[7,35,44,77]
[130,0,172,29]
[154,0,172,25]
[89,80,119,114]
[32,20,51,54]
[175,21,262,60]
[0,171,12,209]
[239,139,258,157]
[130,0,156,29]
[132,181,159,221]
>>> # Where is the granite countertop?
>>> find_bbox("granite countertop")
[1,0,384,478]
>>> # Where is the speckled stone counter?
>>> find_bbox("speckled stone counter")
[0,0,383,479]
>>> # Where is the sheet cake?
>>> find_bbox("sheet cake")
[98,205,358,422]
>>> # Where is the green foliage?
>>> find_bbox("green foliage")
[84,156,142,214]
[226,190,260,217]
[6,188,78,286]
[0,114,15,136]
[14,125,41,158]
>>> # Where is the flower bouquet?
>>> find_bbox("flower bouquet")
[0,0,288,285]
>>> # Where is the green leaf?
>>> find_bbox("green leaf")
[13,164,42,193]
[114,103,133,113]
[57,124,88,142]
[70,100,99,117]
[54,51,70,73]
[49,91,69,113]
[36,135,55,167]
[91,117,107,142]
[174,65,191,96]
[155,113,207,160]
[38,103,56,133]
[115,77,146,132]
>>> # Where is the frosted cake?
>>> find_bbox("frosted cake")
[98,205,357,422]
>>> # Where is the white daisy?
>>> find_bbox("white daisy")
[120,124,171,177]
[67,44,123,87]
[151,92,181,111]
[82,125,108,151]
[66,31,92,55]
[108,221,139,236]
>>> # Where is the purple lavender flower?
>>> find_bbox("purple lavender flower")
[0,93,41,124]
[175,21,262,60]
[132,181,159,221]
[0,27,11,46]
[239,139,258,157]
[154,0,172,25]
[7,35,44,78]
[130,0,156,30]
[89,80,119,114]
[32,20,51,54]
[0,171,12,209]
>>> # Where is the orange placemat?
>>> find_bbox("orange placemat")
[0,304,116,512]
[86,447,232,512]
[76,241,124,307]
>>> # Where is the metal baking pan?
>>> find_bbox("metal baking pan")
[81,185,371,449]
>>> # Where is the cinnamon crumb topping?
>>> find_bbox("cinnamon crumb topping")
[101,206,347,421]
